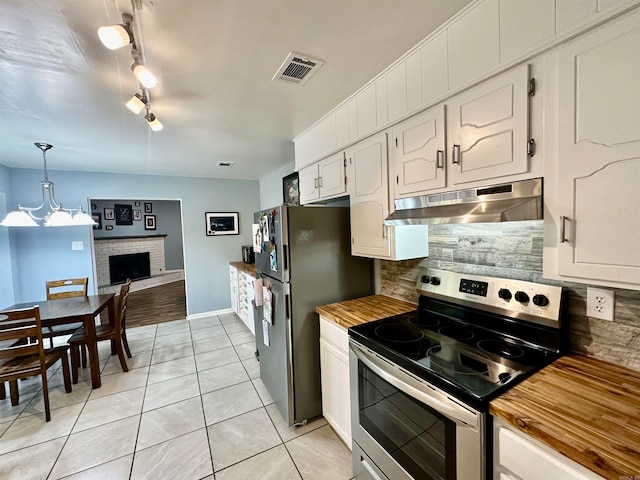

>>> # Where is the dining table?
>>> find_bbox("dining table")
[2,294,115,389]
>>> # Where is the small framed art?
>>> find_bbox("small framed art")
[104,207,114,220]
[205,212,239,236]
[115,204,133,225]
[283,172,300,205]
[92,213,102,230]
[145,215,156,230]
[133,210,142,221]
[144,202,153,213]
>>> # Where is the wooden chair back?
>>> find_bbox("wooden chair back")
[115,279,132,334]
[46,278,89,300]
[0,306,46,383]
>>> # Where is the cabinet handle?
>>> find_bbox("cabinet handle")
[396,175,399,185]
[318,176,322,188]
[560,215,571,243]
[436,149,444,169]
[452,144,461,164]
[314,177,319,188]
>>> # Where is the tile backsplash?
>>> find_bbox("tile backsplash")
[380,221,640,372]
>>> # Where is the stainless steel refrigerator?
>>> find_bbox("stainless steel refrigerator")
[253,205,372,426]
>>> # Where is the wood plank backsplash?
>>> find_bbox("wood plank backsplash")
[380,221,640,372]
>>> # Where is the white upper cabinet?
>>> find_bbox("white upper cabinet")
[447,64,530,187]
[447,0,500,90]
[392,105,446,197]
[545,8,640,289]
[348,132,391,258]
[420,30,449,106]
[335,103,350,148]
[299,152,346,204]
[386,62,407,122]
[500,0,555,63]
[356,84,377,138]
[556,0,598,33]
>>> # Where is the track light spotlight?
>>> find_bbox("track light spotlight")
[145,112,163,132]
[125,93,147,114]
[132,62,157,88]
[98,13,133,50]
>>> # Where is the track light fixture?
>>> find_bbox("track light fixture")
[145,111,163,132]
[98,13,133,50]
[125,93,147,114]
[98,2,165,130]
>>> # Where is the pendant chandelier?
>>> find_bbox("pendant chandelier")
[0,143,97,227]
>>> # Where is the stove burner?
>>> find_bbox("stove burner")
[477,339,524,359]
[406,315,439,328]
[438,326,474,341]
[375,323,424,344]
[427,345,490,376]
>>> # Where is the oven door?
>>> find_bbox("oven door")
[349,340,485,480]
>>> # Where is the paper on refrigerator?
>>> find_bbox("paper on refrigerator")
[253,278,263,306]
[262,286,273,325]
[262,319,270,346]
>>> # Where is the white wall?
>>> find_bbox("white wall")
[7,168,260,315]
[259,161,294,209]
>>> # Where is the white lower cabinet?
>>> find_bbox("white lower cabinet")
[319,315,351,449]
[229,266,255,334]
[493,418,603,480]
[543,8,640,290]
[229,266,239,315]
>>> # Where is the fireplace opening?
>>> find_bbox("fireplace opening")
[109,252,151,285]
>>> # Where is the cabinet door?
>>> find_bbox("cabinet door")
[554,9,640,286]
[356,84,377,138]
[318,152,346,199]
[447,64,530,187]
[500,0,555,63]
[392,105,446,197]
[229,266,239,314]
[320,337,351,449]
[447,0,500,89]
[299,164,319,204]
[349,132,391,258]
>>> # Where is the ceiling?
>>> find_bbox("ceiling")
[0,0,471,181]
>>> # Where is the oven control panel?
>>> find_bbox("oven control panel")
[416,268,563,327]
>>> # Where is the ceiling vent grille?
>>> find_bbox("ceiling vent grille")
[273,52,323,86]
[216,161,235,168]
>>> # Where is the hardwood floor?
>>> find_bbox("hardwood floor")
[125,280,187,328]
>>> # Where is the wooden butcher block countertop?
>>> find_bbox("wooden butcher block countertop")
[315,295,417,329]
[490,354,640,479]
[229,261,257,278]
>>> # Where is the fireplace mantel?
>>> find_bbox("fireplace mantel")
[94,234,167,241]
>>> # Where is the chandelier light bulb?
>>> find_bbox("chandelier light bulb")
[98,24,133,50]
[0,210,38,227]
[132,63,157,88]
[71,209,98,226]
[44,209,74,227]
[125,93,147,114]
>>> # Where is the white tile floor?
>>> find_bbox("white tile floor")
[0,313,354,480]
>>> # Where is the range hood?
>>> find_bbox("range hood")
[385,178,542,226]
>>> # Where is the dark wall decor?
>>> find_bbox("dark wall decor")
[144,202,153,213]
[283,172,300,205]
[92,213,102,230]
[205,212,239,236]
[145,215,156,230]
[115,204,133,225]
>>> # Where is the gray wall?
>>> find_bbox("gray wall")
[0,164,16,308]
[92,199,184,270]
[259,161,294,209]
[4,167,260,315]
[380,221,640,372]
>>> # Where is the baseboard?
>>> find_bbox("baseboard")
[187,308,233,320]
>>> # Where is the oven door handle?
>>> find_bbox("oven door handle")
[352,343,478,427]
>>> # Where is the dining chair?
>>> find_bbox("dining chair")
[0,306,72,421]
[44,278,89,347]
[68,279,132,384]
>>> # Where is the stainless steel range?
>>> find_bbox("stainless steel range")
[348,268,564,480]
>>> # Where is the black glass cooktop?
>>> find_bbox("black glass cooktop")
[349,299,561,410]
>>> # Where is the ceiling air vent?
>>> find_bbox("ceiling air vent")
[272,52,324,86]
[216,161,235,168]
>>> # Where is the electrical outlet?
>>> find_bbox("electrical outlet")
[586,287,614,321]
[71,241,83,251]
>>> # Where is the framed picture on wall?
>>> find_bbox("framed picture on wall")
[283,172,300,205]
[92,213,102,230]
[104,207,114,220]
[134,201,141,207]
[105,224,114,231]
[145,215,156,230]
[115,204,133,225]
[144,202,153,213]
[205,212,239,236]
[133,210,142,221]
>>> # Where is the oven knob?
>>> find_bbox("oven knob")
[420,275,430,284]
[533,294,550,307]
[514,291,530,303]
[498,288,512,301]
[430,277,441,286]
